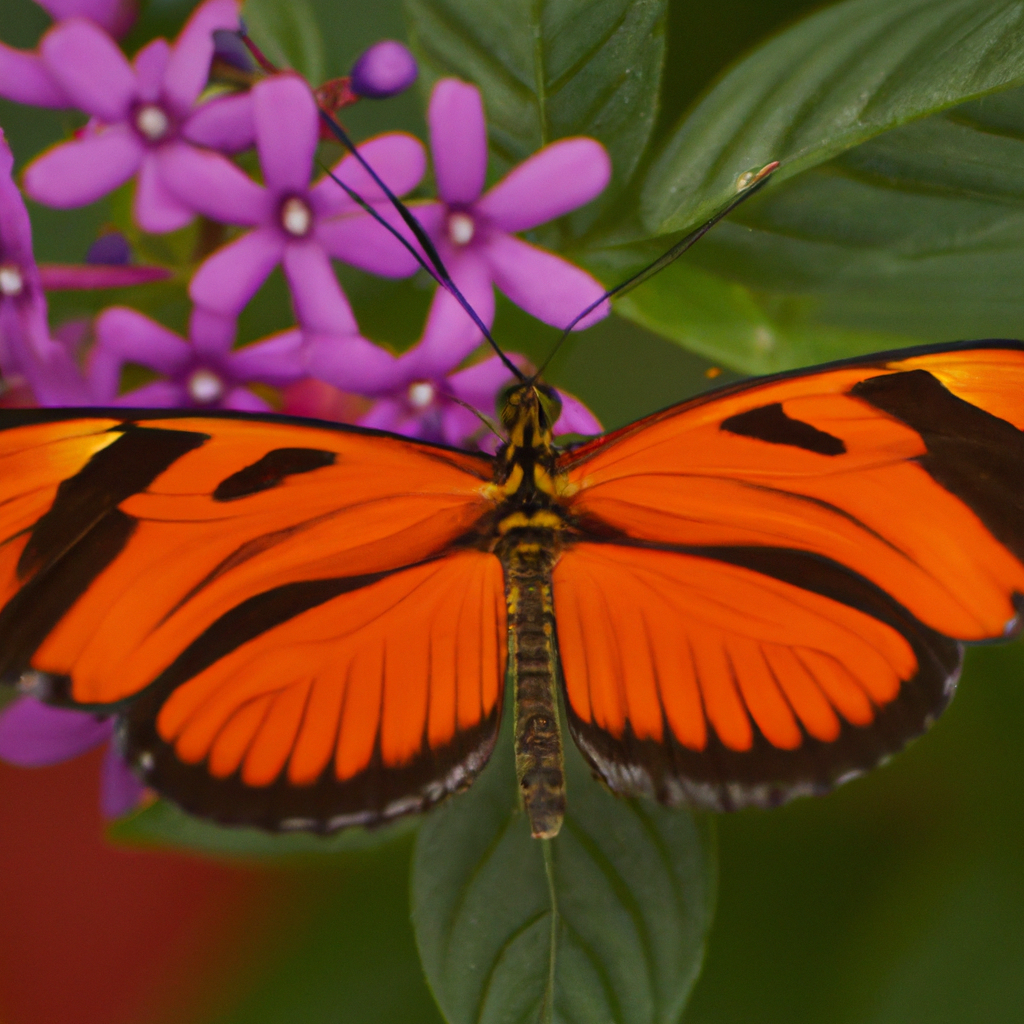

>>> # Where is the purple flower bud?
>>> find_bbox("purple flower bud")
[86,231,131,266]
[212,28,255,72]
[349,41,417,99]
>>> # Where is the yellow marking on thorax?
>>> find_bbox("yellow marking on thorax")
[502,463,524,495]
[498,509,563,534]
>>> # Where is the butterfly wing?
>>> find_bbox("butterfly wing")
[555,342,1024,809]
[0,409,506,830]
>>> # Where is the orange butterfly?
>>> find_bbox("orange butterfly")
[0,339,1021,838]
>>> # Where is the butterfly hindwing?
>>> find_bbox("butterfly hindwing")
[0,409,505,830]
[556,342,1024,808]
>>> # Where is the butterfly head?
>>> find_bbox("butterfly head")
[498,381,562,451]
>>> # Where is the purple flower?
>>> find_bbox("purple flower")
[160,72,426,333]
[22,0,255,234]
[398,78,612,368]
[305,314,602,449]
[350,40,417,99]
[37,0,137,37]
[0,128,93,405]
[92,304,309,411]
[0,695,145,819]
[0,0,136,108]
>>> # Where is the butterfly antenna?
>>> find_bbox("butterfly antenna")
[532,161,779,382]
[448,394,505,444]
[237,28,526,383]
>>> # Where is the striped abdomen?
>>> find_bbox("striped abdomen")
[503,539,565,839]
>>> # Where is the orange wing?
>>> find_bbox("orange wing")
[555,342,1024,809]
[0,409,504,830]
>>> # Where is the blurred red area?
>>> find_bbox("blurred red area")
[0,747,281,1024]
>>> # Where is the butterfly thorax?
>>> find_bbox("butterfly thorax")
[492,383,569,839]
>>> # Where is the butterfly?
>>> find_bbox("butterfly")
[0,339,1022,838]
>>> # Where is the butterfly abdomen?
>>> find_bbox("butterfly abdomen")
[502,536,565,839]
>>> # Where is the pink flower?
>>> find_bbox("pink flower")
[22,0,254,234]
[92,305,308,411]
[0,0,136,107]
[0,128,94,405]
[305,318,602,449]
[160,72,426,333]
[397,78,612,368]
[0,695,145,819]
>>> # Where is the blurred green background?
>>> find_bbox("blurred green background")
[2,0,1024,1021]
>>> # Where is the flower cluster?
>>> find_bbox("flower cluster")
[0,0,611,812]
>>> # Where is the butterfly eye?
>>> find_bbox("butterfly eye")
[498,382,523,427]
[536,385,562,430]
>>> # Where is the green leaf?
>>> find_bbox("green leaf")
[611,79,1024,371]
[602,258,921,375]
[110,797,417,858]
[242,0,326,84]
[642,0,1024,237]
[403,0,667,229]
[412,716,715,1024]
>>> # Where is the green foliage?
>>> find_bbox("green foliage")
[241,0,326,84]
[404,0,667,229]
[412,716,715,1024]
[601,0,1024,371]
[642,0,1024,235]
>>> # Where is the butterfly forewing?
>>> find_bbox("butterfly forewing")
[556,342,1024,809]
[0,410,505,830]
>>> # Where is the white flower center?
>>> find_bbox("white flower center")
[447,212,475,246]
[188,367,225,404]
[135,104,170,142]
[280,196,313,237]
[0,263,24,297]
[407,380,436,410]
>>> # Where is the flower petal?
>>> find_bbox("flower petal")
[310,132,426,218]
[305,332,402,394]
[183,91,255,154]
[316,204,420,278]
[410,251,495,375]
[359,396,405,433]
[281,240,357,334]
[188,305,235,356]
[37,0,137,38]
[23,125,142,209]
[134,152,194,233]
[100,743,145,818]
[189,227,283,316]
[554,388,602,435]
[448,352,520,411]
[0,131,39,267]
[157,141,266,224]
[93,305,190,399]
[254,73,317,194]
[41,18,137,122]
[428,79,487,205]
[0,696,111,767]
[164,0,240,115]
[114,380,185,407]
[477,138,611,232]
[39,264,170,289]
[132,37,169,102]
[0,43,68,108]
[486,234,608,329]
[229,328,305,384]
[222,386,273,412]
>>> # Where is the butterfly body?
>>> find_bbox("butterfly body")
[2,342,1024,836]
[492,383,572,838]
